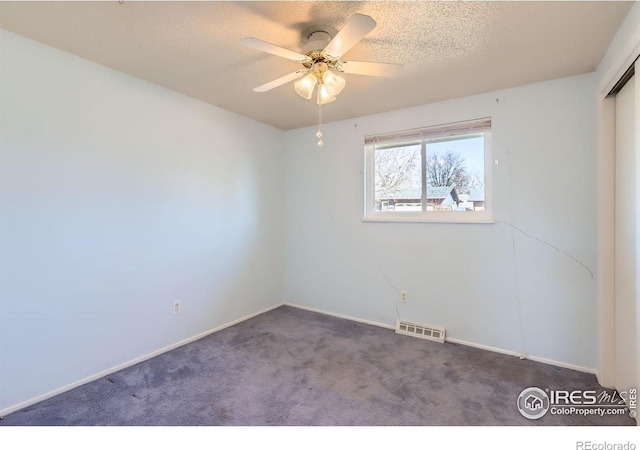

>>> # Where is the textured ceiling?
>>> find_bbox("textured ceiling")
[0,1,633,130]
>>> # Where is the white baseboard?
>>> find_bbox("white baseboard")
[525,354,596,375]
[0,302,284,417]
[445,337,596,374]
[2,301,597,417]
[283,302,395,330]
[284,302,596,375]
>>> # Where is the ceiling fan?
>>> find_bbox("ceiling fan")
[240,13,404,116]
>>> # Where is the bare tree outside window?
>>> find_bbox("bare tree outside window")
[467,169,485,191]
[374,145,421,198]
[426,137,485,196]
[426,150,470,193]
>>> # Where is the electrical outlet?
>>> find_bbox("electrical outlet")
[173,301,181,314]
[400,290,408,303]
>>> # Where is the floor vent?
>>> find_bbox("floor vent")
[395,320,445,343]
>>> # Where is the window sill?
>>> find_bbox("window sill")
[362,215,495,224]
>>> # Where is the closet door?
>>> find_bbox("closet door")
[614,71,637,400]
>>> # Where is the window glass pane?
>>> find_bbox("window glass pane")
[425,135,485,212]
[374,144,421,212]
[365,119,491,222]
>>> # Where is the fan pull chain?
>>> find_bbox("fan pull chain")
[316,93,324,147]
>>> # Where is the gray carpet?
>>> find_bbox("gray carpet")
[1,306,635,426]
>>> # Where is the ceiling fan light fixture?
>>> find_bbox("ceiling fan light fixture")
[316,84,337,105]
[294,73,317,100]
[242,13,404,146]
[322,70,346,97]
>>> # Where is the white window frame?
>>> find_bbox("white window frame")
[363,118,493,223]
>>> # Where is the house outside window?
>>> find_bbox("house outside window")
[364,118,493,223]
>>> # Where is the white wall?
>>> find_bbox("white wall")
[283,73,598,370]
[0,29,284,412]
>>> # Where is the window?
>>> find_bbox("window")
[364,118,492,223]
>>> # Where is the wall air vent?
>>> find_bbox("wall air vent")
[395,320,445,343]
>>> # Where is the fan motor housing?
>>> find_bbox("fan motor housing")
[301,31,331,54]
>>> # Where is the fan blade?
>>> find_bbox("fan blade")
[241,37,309,62]
[323,13,377,58]
[253,71,305,93]
[339,60,404,78]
